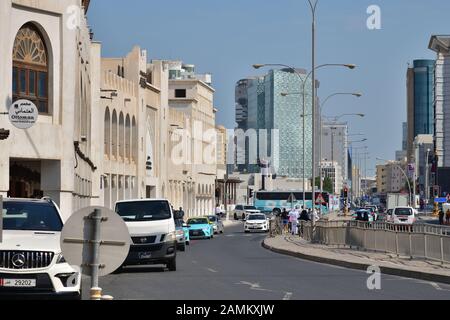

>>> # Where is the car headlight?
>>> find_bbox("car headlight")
[176,229,184,236]
[165,232,176,242]
[56,253,67,264]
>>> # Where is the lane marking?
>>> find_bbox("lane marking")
[207,268,218,273]
[237,281,274,292]
[283,292,293,300]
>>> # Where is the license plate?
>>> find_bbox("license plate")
[0,279,36,288]
[138,252,152,259]
[193,231,199,235]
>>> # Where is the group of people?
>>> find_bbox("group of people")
[438,209,450,226]
[278,206,319,235]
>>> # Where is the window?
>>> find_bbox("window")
[12,24,49,114]
[175,89,187,98]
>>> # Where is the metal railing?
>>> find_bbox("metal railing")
[299,220,450,264]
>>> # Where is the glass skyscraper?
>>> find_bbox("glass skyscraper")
[235,68,314,179]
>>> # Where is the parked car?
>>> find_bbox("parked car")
[206,215,224,234]
[115,199,178,271]
[174,219,190,252]
[0,198,81,299]
[244,213,270,233]
[233,205,261,221]
[389,207,417,225]
[186,217,214,240]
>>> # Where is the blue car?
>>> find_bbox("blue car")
[187,217,214,240]
[175,219,190,251]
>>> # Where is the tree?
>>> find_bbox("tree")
[314,177,334,194]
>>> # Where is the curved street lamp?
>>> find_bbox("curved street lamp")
[377,157,413,207]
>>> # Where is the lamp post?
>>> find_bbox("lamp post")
[377,158,413,207]
[348,141,368,206]
[425,148,431,213]
[253,63,356,210]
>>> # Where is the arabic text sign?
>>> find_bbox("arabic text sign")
[9,100,38,129]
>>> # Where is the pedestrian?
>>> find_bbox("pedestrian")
[215,204,222,217]
[289,206,300,236]
[446,210,450,225]
[299,206,310,222]
[439,209,445,226]
[281,208,289,234]
[178,207,185,219]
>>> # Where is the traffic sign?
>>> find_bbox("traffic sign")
[9,100,38,129]
[316,193,325,204]
[60,206,131,277]
[287,193,297,203]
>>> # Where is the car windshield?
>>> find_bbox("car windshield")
[395,208,413,216]
[2,202,63,232]
[188,218,209,225]
[245,206,257,210]
[116,201,171,222]
[248,215,266,221]
[207,216,217,222]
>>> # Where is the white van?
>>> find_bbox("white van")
[391,207,416,225]
[115,199,178,271]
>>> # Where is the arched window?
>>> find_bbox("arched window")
[104,108,111,158]
[12,24,49,114]
[119,112,125,160]
[125,115,131,160]
[112,110,118,159]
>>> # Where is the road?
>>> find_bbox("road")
[83,222,450,300]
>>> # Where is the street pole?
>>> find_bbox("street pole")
[426,149,431,213]
[0,195,3,244]
[90,208,102,300]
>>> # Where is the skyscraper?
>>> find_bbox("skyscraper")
[234,68,315,179]
[406,60,435,162]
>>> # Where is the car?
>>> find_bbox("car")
[174,219,190,252]
[244,213,270,233]
[364,206,378,221]
[353,209,374,222]
[0,198,81,300]
[233,205,261,221]
[389,207,417,225]
[115,199,178,272]
[206,215,224,234]
[186,217,214,239]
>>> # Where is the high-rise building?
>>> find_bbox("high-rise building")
[413,135,434,200]
[234,68,315,180]
[321,122,349,186]
[429,36,450,168]
[406,60,435,162]
[320,161,343,194]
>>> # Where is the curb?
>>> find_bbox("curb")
[262,239,450,285]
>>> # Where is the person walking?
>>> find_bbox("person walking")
[446,209,450,225]
[289,206,300,236]
[281,208,289,234]
[439,209,445,226]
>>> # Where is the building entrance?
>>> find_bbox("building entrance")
[9,160,42,198]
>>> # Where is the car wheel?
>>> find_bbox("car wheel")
[167,258,177,272]
[178,244,186,252]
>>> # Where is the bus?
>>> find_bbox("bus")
[253,191,329,214]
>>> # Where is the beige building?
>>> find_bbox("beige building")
[376,161,408,194]
[0,0,101,219]
[167,62,217,216]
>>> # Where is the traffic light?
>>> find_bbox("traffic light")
[0,129,9,141]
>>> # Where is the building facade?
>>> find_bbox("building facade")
[235,68,315,181]
[321,122,349,185]
[376,161,408,195]
[320,161,343,195]
[429,36,450,168]
[0,0,102,219]
[413,134,434,200]
[406,60,435,162]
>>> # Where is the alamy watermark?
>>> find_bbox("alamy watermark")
[366,265,382,290]
[367,5,382,30]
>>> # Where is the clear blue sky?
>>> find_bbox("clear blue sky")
[88,0,450,174]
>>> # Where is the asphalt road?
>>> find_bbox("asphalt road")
[83,222,450,300]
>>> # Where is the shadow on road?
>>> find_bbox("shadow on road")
[114,266,167,274]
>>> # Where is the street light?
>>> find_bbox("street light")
[252,63,357,210]
[377,157,413,207]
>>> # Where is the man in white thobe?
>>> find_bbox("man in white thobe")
[289,206,300,236]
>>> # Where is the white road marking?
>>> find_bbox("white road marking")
[283,292,293,300]
[207,268,218,273]
[237,281,273,292]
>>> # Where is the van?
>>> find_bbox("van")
[115,199,179,271]
[391,207,416,225]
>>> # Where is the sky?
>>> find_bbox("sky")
[88,0,450,175]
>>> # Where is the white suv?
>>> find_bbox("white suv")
[0,198,81,300]
[233,205,261,221]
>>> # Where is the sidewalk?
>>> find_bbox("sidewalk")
[263,235,450,284]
